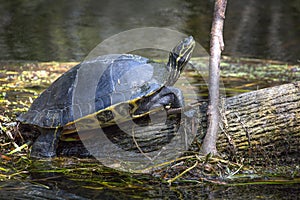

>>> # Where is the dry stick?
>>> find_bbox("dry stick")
[201,0,227,155]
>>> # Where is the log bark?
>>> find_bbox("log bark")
[57,81,300,167]
[215,81,300,165]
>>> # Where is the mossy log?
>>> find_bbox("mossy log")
[215,81,300,165]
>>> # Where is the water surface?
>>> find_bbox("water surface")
[0,0,299,63]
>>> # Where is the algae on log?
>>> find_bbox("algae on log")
[215,81,300,165]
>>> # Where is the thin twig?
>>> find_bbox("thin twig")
[167,160,199,185]
[131,125,153,161]
[202,0,228,155]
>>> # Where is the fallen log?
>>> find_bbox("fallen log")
[54,81,300,169]
[215,81,300,166]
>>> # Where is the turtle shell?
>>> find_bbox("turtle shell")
[17,54,170,129]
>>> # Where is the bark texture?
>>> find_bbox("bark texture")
[216,81,300,165]
[57,82,300,167]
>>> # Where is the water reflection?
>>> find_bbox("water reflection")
[1,177,299,199]
[0,0,299,62]
[225,0,300,63]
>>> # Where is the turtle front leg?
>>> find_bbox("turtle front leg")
[30,128,62,158]
[135,86,184,115]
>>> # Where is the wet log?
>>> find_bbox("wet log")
[214,81,300,165]
[57,81,300,168]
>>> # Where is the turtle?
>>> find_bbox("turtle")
[17,36,195,158]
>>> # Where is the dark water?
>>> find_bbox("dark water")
[0,0,300,63]
[1,179,299,199]
[1,158,299,200]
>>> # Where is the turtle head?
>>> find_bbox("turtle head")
[167,36,195,85]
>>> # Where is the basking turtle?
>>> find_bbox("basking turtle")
[18,36,195,158]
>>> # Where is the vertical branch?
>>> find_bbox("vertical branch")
[201,0,227,155]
